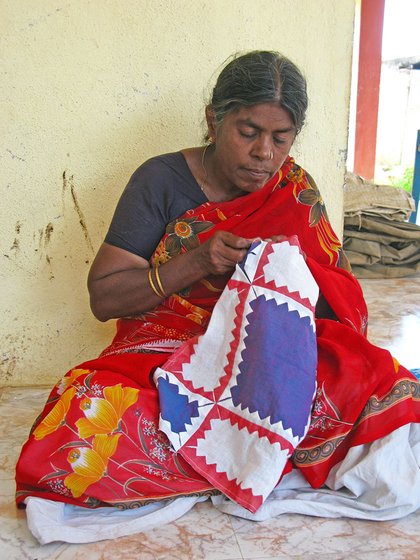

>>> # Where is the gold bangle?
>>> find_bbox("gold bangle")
[154,264,167,298]
[148,268,163,298]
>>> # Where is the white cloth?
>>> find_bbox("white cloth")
[213,423,420,521]
[25,495,207,545]
[25,424,420,544]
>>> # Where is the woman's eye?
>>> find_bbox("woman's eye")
[274,137,285,145]
[239,131,256,139]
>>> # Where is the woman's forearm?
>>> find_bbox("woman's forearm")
[88,250,209,321]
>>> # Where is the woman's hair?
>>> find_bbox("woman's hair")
[208,50,308,134]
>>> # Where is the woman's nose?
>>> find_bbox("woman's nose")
[251,136,272,160]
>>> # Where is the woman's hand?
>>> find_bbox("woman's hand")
[194,231,253,276]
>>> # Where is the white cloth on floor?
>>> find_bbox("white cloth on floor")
[25,423,420,544]
[25,495,207,544]
[213,423,420,521]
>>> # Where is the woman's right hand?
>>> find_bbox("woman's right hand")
[194,231,253,276]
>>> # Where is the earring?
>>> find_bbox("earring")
[208,136,214,144]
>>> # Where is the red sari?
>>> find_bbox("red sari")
[16,157,420,510]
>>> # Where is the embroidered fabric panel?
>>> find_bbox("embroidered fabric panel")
[154,238,319,512]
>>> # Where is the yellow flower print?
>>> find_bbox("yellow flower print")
[33,387,76,440]
[57,368,90,395]
[64,433,120,498]
[287,164,305,183]
[151,241,170,266]
[75,384,139,438]
[392,357,401,374]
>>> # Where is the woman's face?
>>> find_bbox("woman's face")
[207,102,296,197]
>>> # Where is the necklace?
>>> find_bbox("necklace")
[200,143,211,194]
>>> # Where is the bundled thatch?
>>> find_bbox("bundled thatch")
[343,172,420,278]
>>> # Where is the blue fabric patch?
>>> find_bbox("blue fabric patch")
[230,295,317,438]
[237,240,262,275]
[158,375,199,434]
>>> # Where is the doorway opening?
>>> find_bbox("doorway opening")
[347,0,420,224]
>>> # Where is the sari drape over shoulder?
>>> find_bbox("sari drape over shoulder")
[15,157,420,513]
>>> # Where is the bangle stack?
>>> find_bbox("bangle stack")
[148,265,167,298]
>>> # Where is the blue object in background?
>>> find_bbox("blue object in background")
[409,130,420,224]
[410,368,420,381]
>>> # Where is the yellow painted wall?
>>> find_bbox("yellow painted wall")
[1,0,355,386]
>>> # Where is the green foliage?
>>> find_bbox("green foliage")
[391,167,414,193]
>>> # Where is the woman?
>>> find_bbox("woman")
[16,51,420,542]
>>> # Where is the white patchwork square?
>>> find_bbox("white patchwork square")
[263,242,319,306]
[195,418,289,501]
[180,287,240,392]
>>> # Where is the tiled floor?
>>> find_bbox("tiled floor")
[1,275,419,559]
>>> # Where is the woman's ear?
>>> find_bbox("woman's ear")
[205,106,216,139]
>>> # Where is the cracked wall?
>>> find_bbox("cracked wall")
[1,0,355,385]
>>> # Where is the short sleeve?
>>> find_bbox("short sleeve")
[104,153,206,260]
